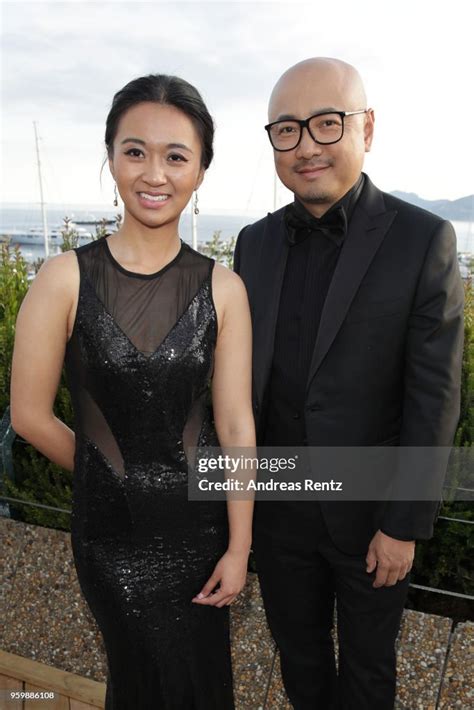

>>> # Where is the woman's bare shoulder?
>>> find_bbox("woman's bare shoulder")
[212,260,248,300]
[33,249,79,290]
[40,248,78,272]
[211,261,250,335]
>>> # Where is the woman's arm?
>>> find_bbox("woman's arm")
[212,262,255,552]
[10,251,79,472]
[192,262,256,607]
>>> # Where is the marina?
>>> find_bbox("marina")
[0,206,245,261]
[2,207,473,283]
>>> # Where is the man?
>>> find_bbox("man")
[233,58,464,709]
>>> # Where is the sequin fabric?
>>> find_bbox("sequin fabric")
[64,237,234,709]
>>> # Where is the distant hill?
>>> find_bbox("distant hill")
[390,191,474,221]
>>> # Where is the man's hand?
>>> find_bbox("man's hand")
[366,530,415,588]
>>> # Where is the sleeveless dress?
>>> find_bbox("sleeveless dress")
[64,236,234,710]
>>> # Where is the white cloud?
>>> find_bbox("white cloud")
[1,0,472,210]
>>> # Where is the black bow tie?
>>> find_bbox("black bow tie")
[284,202,347,246]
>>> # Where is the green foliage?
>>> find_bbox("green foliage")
[413,502,473,596]
[412,280,473,599]
[59,216,80,252]
[3,441,71,530]
[94,213,122,240]
[0,240,29,413]
[94,217,108,240]
[454,281,474,446]
[200,230,236,268]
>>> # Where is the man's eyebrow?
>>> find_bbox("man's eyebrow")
[120,137,193,152]
[272,108,340,121]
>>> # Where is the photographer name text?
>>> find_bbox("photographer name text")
[197,479,343,492]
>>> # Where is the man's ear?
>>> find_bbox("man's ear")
[364,109,375,152]
[195,167,206,191]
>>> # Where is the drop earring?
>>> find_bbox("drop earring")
[113,183,118,207]
[193,191,199,215]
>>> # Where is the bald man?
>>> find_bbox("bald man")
[233,58,464,709]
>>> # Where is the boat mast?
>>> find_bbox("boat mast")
[33,121,49,257]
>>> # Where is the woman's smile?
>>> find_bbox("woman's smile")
[137,191,171,208]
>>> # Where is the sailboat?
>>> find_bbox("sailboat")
[1,123,93,251]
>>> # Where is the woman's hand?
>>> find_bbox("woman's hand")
[191,548,250,608]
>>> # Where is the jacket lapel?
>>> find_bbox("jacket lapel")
[252,208,289,405]
[306,177,397,391]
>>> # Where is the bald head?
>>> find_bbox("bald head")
[266,57,374,217]
[268,58,367,121]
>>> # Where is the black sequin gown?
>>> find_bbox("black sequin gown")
[64,237,234,709]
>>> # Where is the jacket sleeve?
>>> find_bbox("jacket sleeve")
[380,219,465,540]
[233,225,248,275]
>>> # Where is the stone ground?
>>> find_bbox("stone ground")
[1,517,472,709]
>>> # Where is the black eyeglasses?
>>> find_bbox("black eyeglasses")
[264,109,368,151]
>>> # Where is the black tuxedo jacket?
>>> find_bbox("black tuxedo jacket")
[234,174,464,554]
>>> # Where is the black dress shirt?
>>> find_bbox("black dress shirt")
[263,174,365,446]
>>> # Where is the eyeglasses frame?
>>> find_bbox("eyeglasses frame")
[264,109,368,151]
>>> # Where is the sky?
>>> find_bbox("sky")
[1,0,473,217]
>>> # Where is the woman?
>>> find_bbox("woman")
[10,74,255,709]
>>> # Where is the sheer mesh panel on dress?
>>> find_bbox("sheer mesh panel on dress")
[183,395,207,468]
[79,387,126,479]
[79,238,212,356]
